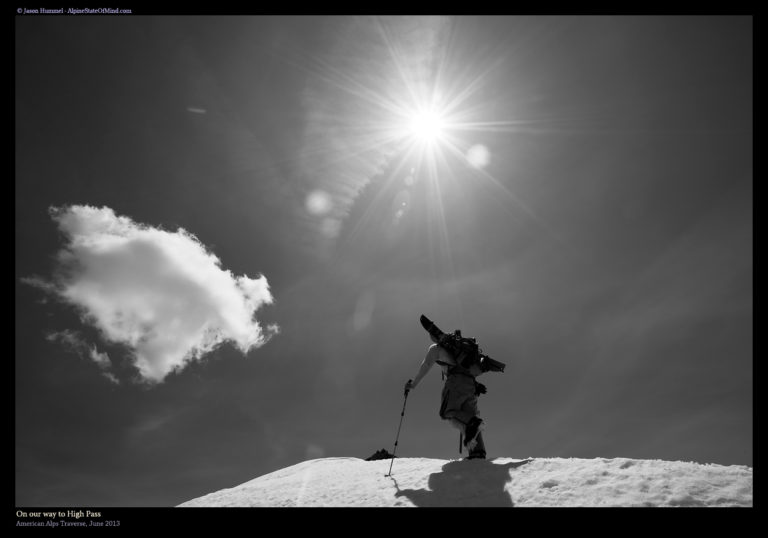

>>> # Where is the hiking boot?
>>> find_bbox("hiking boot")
[463,417,484,450]
[466,451,486,460]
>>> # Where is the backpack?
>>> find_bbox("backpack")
[436,331,482,370]
[420,314,506,374]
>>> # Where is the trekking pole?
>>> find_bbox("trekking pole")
[386,380,411,477]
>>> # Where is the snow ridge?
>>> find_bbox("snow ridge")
[178,456,752,507]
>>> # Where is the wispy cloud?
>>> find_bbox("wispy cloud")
[20,275,58,294]
[26,205,278,384]
[46,329,119,384]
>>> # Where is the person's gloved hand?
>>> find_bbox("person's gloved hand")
[474,382,487,395]
[404,379,414,396]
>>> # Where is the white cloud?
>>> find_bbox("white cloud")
[88,347,112,369]
[101,372,120,385]
[46,329,84,348]
[30,205,277,384]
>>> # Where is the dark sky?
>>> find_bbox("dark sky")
[15,15,752,507]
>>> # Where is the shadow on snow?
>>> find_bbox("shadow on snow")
[392,459,532,507]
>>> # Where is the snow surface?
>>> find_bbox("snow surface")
[178,456,752,507]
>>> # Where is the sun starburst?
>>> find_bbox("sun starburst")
[407,108,446,145]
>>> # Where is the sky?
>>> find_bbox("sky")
[177,455,753,507]
[15,15,752,507]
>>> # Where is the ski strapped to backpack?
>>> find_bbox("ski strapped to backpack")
[419,314,505,373]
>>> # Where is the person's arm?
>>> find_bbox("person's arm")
[405,344,439,393]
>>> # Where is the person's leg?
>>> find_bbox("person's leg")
[440,379,485,454]
[459,395,484,450]
[467,431,486,459]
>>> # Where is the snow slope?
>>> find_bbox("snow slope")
[177,456,752,507]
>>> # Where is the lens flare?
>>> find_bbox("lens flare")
[466,144,490,169]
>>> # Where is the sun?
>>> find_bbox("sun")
[407,108,446,145]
